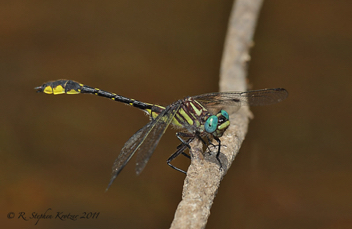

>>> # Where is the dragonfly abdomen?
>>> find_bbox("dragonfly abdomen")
[80,85,155,111]
[35,79,156,111]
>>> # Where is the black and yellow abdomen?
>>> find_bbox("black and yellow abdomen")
[35,79,161,118]
[37,80,83,95]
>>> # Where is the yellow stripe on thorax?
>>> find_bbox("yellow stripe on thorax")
[190,101,204,116]
[178,108,193,125]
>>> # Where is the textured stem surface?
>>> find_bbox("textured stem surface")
[170,1,263,228]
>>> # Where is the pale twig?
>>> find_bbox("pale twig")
[170,0,263,228]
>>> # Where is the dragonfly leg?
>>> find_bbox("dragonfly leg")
[181,151,191,159]
[175,139,191,159]
[176,132,198,159]
[204,135,217,152]
[214,137,223,170]
[167,137,195,174]
[176,132,192,148]
[167,148,187,174]
[177,131,207,147]
[195,132,207,146]
[176,132,206,155]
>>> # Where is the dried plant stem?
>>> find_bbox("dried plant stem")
[170,0,263,228]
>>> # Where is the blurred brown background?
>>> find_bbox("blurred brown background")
[1,0,351,228]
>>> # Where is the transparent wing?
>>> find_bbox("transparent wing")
[134,104,180,175]
[106,103,180,190]
[192,88,288,112]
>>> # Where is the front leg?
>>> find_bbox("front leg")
[167,136,195,174]
[213,137,223,170]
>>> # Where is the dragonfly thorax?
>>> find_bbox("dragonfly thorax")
[175,96,230,138]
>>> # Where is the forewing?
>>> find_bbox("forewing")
[235,88,288,106]
[192,88,288,112]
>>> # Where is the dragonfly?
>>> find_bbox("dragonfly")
[35,79,288,190]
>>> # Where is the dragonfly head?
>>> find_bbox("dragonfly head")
[204,110,230,138]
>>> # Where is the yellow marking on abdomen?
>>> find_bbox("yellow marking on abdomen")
[52,85,65,95]
[66,89,80,94]
[43,86,53,94]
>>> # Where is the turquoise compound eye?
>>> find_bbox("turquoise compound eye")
[221,110,229,120]
[205,115,218,133]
